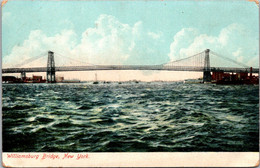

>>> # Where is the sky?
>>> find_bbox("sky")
[2,0,259,81]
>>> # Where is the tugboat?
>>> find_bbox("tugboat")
[93,73,99,84]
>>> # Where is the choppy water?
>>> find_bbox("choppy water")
[2,83,259,152]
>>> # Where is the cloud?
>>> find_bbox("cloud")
[72,14,141,64]
[168,28,199,61]
[147,31,162,40]
[3,29,77,68]
[232,48,244,63]
[4,16,258,70]
[232,48,242,57]
[3,14,164,68]
[168,23,259,68]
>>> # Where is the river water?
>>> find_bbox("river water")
[2,83,259,152]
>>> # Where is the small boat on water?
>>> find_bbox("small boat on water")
[118,75,122,84]
[93,73,99,84]
[184,78,203,84]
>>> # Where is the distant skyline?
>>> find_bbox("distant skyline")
[2,0,259,81]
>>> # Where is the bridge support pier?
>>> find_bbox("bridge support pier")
[47,51,56,83]
[203,49,211,83]
[203,71,211,83]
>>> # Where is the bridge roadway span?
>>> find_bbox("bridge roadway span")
[2,65,259,73]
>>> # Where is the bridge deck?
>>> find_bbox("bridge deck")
[2,65,259,73]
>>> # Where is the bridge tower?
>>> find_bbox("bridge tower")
[203,49,211,83]
[47,51,56,83]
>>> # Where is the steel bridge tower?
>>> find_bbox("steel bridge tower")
[203,49,211,83]
[47,51,56,83]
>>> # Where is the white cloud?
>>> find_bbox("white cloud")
[168,23,258,68]
[4,14,162,68]
[72,14,140,64]
[232,48,242,57]
[232,48,244,63]
[3,29,77,68]
[168,28,199,61]
[147,31,162,40]
[5,17,258,71]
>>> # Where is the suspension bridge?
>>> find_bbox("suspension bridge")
[2,49,259,83]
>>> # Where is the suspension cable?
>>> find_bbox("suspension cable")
[211,51,249,68]
[164,51,204,66]
[54,52,96,66]
[14,52,47,68]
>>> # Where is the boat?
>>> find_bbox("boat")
[93,73,99,84]
[118,75,122,84]
[184,78,203,84]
